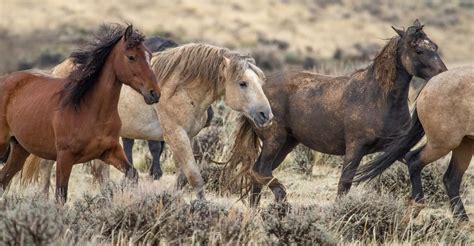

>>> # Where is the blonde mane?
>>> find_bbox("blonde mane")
[150,43,265,96]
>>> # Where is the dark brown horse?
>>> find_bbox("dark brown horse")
[226,20,447,206]
[0,24,160,203]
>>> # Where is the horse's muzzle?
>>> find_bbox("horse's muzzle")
[253,109,274,128]
[144,90,160,105]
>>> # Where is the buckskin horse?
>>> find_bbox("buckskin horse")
[0,24,160,203]
[225,20,447,206]
[354,66,473,221]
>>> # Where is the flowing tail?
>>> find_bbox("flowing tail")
[19,155,44,186]
[353,109,425,183]
[220,116,261,195]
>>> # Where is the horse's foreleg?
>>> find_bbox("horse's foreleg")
[55,153,74,204]
[338,143,367,196]
[100,144,138,183]
[0,139,29,191]
[251,135,296,207]
[148,140,164,180]
[443,138,472,221]
[163,127,204,199]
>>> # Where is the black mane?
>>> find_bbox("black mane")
[62,24,144,108]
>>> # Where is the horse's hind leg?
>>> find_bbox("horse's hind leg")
[0,139,29,191]
[148,140,164,180]
[407,142,451,202]
[443,138,473,221]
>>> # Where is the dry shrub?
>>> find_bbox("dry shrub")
[0,194,65,245]
[367,159,471,207]
[261,203,336,245]
[327,190,405,243]
[408,213,470,244]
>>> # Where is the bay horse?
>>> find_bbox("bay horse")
[354,66,473,221]
[0,24,160,203]
[22,43,272,200]
[225,20,447,206]
[23,37,215,193]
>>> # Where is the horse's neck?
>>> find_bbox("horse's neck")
[187,78,224,113]
[84,62,122,119]
[383,67,412,112]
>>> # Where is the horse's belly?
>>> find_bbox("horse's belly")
[120,119,163,140]
[287,106,346,155]
[118,87,164,141]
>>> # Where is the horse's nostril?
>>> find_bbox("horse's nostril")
[150,90,158,98]
[259,111,268,121]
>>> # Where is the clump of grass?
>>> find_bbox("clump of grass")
[0,194,65,245]
[327,190,405,243]
[261,202,337,245]
[367,158,471,208]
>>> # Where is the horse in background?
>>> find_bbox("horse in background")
[0,24,160,203]
[225,20,447,206]
[354,66,473,221]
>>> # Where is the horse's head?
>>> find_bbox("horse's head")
[114,25,160,104]
[394,19,447,80]
[222,56,273,129]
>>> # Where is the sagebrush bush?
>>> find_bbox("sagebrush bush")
[327,190,405,243]
[367,159,471,208]
[261,202,337,245]
[0,194,65,245]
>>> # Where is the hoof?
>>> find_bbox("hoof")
[151,172,163,180]
[272,186,287,203]
[125,168,139,184]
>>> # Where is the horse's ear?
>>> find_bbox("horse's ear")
[124,25,134,42]
[391,26,405,37]
[414,19,422,27]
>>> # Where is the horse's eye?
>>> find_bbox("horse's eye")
[415,50,423,55]
[127,55,136,61]
[239,81,248,88]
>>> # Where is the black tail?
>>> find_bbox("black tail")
[353,109,425,183]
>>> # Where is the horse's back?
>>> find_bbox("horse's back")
[417,66,474,143]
